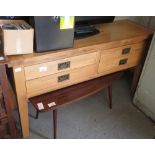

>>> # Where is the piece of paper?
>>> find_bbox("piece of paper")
[37,102,44,110]
[48,102,56,107]
[60,16,74,30]
[0,57,4,61]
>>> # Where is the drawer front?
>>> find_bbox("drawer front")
[25,52,97,80]
[98,42,146,74]
[26,65,96,97]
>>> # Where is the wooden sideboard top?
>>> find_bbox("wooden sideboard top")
[7,20,153,67]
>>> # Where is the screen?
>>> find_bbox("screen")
[75,16,115,26]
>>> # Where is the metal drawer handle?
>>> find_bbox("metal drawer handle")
[119,59,128,65]
[58,74,70,82]
[122,48,131,55]
[58,61,70,70]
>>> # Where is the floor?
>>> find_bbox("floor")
[25,76,155,139]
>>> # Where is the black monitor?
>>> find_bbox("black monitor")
[74,16,115,39]
[75,16,115,26]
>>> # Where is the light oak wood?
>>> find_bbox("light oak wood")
[26,39,145,98]
[5,20,153,138]
[7,20,153,68]
[26,64,97,97]
[98,42,146,73]
[24,52,98,80]
[13,66,29,137]
[99,41,146,60]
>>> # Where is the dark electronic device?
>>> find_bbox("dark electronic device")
[0,16,114,52]
[29,16,74,52]
[74,16,115,39]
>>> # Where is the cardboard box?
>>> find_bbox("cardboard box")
[0,20,34,55]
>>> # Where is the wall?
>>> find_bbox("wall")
[133,16,155,121]
[114,16,141,23]
[115,16,155,28]
[134,33,155,120]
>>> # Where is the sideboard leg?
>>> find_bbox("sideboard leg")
[53,109,57,139]
[35,110,39,119]
[13,66,29,138]
[108,85,112,109]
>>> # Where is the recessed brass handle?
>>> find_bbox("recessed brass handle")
[58,61,70,70]
[58,74,70,82]
[122,48,131,55]
[119,59,128,65]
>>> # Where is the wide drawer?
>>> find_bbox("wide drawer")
[26,64,96,97]
[98,42,146,74]
[25,52,98,80]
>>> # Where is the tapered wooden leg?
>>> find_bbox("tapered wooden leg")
[108,85,112,109]
[53,109,57,139]
[13,66,29,138]
[35,110,39,119]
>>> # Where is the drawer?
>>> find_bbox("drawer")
[26,64,96,97]
[25,52,98,80]
[98,42,146,73]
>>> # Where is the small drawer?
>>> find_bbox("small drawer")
[99,42,145,61]
[98,42,146,73]
[24,52,97,80]
[26,64,96,97]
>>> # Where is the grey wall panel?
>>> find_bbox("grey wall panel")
[134,33,155,120]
